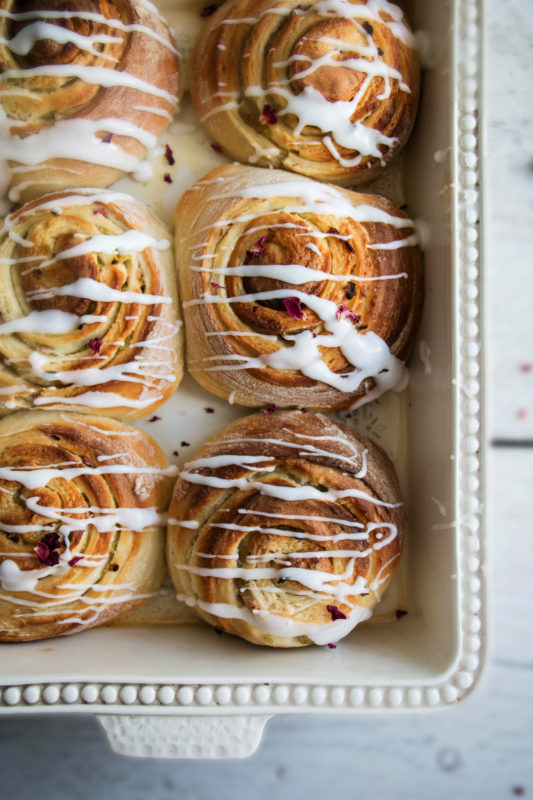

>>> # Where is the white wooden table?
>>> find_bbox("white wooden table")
[0,2,532,796]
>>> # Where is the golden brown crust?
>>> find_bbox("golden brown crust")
[167,410,405,648]
[0,410,174,641]
[190,0,419,184]
[0,0,180,202]
[0,188,183,419]
[175,163,422,411]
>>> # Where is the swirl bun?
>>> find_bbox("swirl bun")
[167,410,404,648]
[0,188,183,419]
[191,0,419,184]
[0,410,175,641]
[175,163,422,411]
[0,0,180,204]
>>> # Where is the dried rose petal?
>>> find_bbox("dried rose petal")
[164,144,175,166]
[93,208,108,217]
[68,556,83,567]
[263,403,276,414]
[210,281,223,289]
[173,450,179,456]
[260,104,278,125]
[300,407,308,413]
[88,338,103,355]
[327,643,337,649]
[35,533,63,566]
[326,604,347,621]
[148,415,161,422]
[519,363,533,373]
[211,143,223,154]
[282,297,305,320]
[517,409,528,420]
[336,305,361,323]
[200,3,218,16]
[395,609,408,619]
[205,407,215,414]
[101,133,113,144]
[163,173,173,184]
[49,433,60,440]
[246,234,267,258]
[181,441,190,447]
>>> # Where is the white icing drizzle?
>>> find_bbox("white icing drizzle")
[0,7,178,201]
[3,64,175,103]
[0,310,106,336]
[0,9,179,54]
[186,175,416,402]
[211,0,415,169]
[173,421,402,644]
[177,592,371,645]
[0,461,176,491]
[27,277,172,305]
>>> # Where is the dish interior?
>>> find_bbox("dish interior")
[0,0,460,689]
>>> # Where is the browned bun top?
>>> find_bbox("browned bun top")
[167,409,405,648]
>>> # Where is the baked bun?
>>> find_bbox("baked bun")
[0,410,175,641]
[0,188,183,419]
[190,0,419,184]
[167,410,405,648]
[0,0,180,205]
[175,163,422,411]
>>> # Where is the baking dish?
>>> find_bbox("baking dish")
[0,0,486,759]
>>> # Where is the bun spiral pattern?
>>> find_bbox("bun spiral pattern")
[191,0,419,184]
[0,410,175,642]
[176,164,422,411]
[167,410,405,648]
[0,0,180,205]
[0,188,183,419]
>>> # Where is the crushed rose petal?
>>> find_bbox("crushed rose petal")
[35,533,63,566]
[200,3,218,16]
[326,604,347,621]
[68,556,83,567]
[181,441,190,447]
[49,433,60,440]
[283,296,305,319]
[88,338,103,355]
[263,403,276,414]
[148,415,161,422]
[395,609,408,619]
[93,208,108,217]
[327,643,337,649]
[205,407,215,414]
[101,133,113,144]
[164,144,175,165]
[211,143,223,154]
[173,450,179,456]
[519,363,533,373]
[210,281,223,289]
[260,104,278,125]
[336,305,361,323]
[246,234,267,258]
[163,173,173,183]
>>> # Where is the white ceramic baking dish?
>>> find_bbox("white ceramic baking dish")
[0,0,486,759]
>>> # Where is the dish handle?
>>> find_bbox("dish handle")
[97,714,271,759]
